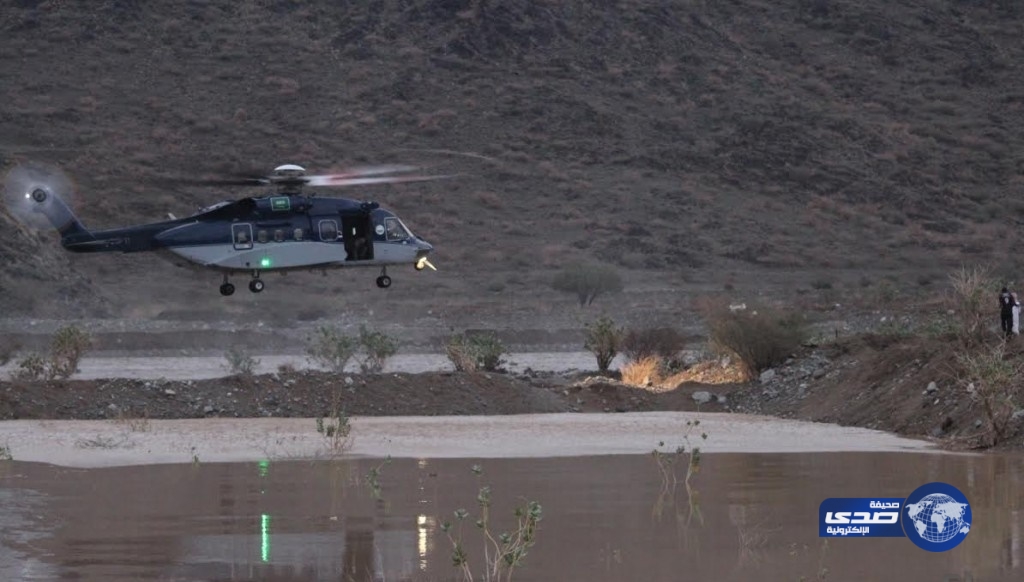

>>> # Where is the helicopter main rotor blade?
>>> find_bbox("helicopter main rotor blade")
[181,177,271,187]
[304,173,455,187]
[150,163,453,189]
[325,164,421,177]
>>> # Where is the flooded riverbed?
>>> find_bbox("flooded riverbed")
[1,452,1022,581]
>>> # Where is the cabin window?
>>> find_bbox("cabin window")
[257,230,268,244]
[274,229,284,242]
[232,224,253,250]
[294,228,304,241]
[385,217,410,241]
[318,220,339,241]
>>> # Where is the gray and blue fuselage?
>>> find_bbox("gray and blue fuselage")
[34,190,433,273]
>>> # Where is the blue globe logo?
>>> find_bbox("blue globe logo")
[902,483,972,552]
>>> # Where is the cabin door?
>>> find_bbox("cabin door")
[341,214,373,261]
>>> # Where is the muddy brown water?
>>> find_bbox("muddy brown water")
[1,452,1022,582]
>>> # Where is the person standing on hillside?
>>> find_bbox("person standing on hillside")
[1012,293,1021,336]
[1000,287,1014,337]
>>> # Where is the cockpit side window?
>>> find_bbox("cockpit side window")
[384,217,410,241]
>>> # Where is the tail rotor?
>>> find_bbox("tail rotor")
[2,161,87,237]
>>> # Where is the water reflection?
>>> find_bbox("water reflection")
[0,452,1020,581]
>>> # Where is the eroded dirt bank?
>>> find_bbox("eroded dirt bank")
[2,332,1022,459]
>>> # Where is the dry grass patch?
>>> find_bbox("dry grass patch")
[620,356,664,387]
[621,356,747,392]
[663,360,749,387]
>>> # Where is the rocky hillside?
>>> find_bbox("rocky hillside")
[2,0,1023,319]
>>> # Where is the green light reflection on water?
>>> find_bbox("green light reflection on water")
[261,513,270,562]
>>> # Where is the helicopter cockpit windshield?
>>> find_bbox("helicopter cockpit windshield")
[384,217,412,242]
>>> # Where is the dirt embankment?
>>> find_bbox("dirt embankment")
[1,332,1022,453]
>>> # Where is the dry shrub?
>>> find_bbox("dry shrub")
[947,264,997,349]
[14,325,92,381]
[622,327,686,364]
[663,360,748,387]
[621,356,663,387]
[553,262,623,305]
[49,325,92,379]
[476,191,503,209]
[956,340,1023,447]
[697,299,808,380]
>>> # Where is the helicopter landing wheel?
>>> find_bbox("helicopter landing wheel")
[249,279,265,293]
[219,283,235,296]
[376,275,392,289]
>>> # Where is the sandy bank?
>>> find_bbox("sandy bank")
[0,412,947,469]
[0,351,616,381]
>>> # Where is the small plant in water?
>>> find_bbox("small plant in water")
[316,395,352,454]
[651,419,707,527]
[792,538,830,581]
[365,455,392,499]
[440,464,543,582]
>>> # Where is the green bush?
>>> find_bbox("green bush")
[444,332,508,372]
[584,316,624,373]
[306,325,356,373]
[552,263,623,306]
[356,325,398,374]
[12,354,47,381]
[11,325,92,381]
[224,346,260,377]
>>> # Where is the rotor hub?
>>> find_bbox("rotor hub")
[30,188,48,203]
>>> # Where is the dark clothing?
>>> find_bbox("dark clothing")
[1001,290,1014,336]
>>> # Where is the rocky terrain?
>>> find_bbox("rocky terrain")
[3,324,1022,453]
[2,0,1024,323]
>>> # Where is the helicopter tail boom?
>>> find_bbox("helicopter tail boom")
[26,187,96,247]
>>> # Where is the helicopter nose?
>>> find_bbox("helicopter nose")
[417,238,433,253]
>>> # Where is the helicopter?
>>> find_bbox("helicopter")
[3,162,443,296]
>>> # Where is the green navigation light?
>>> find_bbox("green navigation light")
[260,257,272,268]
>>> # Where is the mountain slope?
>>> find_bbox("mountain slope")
[1,0,1022,319]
